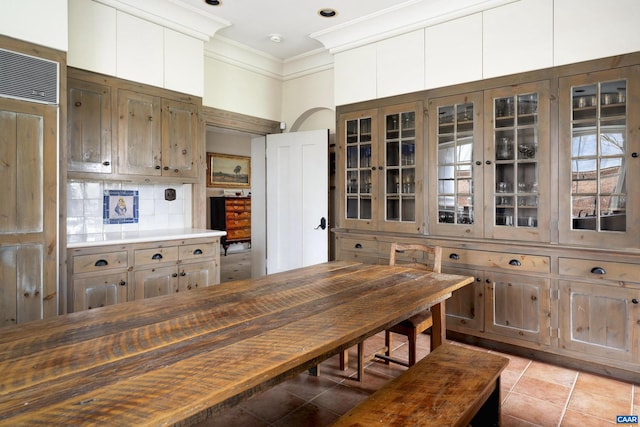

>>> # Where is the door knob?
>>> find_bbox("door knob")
[315,217,327,230]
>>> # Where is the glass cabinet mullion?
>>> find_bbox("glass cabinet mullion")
[385,111,416,223]
[345,117,373,221]
[436,103,475,225]
[494,93,539,229]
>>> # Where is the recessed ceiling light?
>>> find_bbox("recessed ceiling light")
[204,0,220,5]
[269,34,283,43]
[319,8,337,18]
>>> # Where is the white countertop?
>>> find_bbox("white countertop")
[67,228,226,248]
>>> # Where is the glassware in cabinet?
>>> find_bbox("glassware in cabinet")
[485,81,550,242]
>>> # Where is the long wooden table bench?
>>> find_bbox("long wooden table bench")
[332,344,509,427]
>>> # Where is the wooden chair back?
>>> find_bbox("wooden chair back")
[389,243,442,273]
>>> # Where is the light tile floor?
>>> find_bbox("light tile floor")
[200,251,639,427]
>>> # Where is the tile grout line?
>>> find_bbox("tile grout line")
[556,370,580,426]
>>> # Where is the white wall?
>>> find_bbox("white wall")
[203,55,282,122]
[1,0,68,52]
[334,0,640,105]
[282,68,335,133]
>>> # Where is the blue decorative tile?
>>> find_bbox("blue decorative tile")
[103,190,139,224]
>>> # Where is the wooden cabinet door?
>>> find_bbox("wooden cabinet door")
[442,266,485,333]
[559,280,640,364]
[117,89,161,176]
[161,98,198,179]
[0,98,57,326]
[72,273,127,311]
[134,266,178,299]
[177,261,217,292]
[484,272,551,346]
[67,78,112,173]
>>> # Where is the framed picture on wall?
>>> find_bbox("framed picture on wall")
[207,152,251,188]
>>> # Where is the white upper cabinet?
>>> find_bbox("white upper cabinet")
[334,44,377,106]
[483,0,554,79]
[68,0,117,75]
[554,0,640,66]
[425,13,483,90]
[117,13,164,88]
[377,30,425,99]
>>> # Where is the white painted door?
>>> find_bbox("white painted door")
[265,129,329,274]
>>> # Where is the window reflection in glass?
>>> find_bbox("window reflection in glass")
[570,80,626,232]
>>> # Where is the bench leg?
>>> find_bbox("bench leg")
[408,330,417,367]
[471,377,501,427]
[308,365,320,376]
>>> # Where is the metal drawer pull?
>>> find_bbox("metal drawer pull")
[509,259,522,266]
[632,298,639,304]
[449,253,460,260]
[119,280,126,287]
[355,243,362,249]
[590,267,606,275]
[94,259,108,267]
[193,249,203,255]
[172,273,178,278]
[152,253,163,260]
[180,271,186,276]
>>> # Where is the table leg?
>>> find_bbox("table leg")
[430,301,446,349]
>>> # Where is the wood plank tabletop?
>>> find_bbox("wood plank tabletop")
[0,261,473,426]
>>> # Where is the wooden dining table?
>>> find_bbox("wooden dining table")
[0,260,473,426]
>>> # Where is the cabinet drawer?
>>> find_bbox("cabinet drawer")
[227,229,251,240]
[338,237,377,253]
[73,251,128,274]
[559,258,640,283]
[442,248,550,273]
[227,219,250,229]
[134,246,179,266]
[226,211,250,220]
[180,243,216,261]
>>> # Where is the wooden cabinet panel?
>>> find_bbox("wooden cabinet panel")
[117,89,162,176]
[73,272,127,311]
[67,78,112,173]
[134,266,178,299]
[559,280,639,363]
[178,261,216,292]
[485,272,551,346]
[161,98,198,179]
[443,266,485,333]
[0,97,57,325]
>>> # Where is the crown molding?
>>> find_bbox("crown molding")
[311,0,519,54]
[93,0,229,41]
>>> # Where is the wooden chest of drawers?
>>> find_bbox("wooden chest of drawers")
[211,197,251,255]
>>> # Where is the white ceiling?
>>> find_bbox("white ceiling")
[174,0,418,60]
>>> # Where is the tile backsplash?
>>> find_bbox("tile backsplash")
[67,181,192,235]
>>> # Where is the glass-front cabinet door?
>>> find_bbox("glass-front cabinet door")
[428,92,484,237]
[342,108,378,229]
[559,66,640,248]
[484,81,551,242]
[378,102,424,233]
[338,102,424,233]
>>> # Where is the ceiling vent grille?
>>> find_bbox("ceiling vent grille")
[0,48,58,104]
